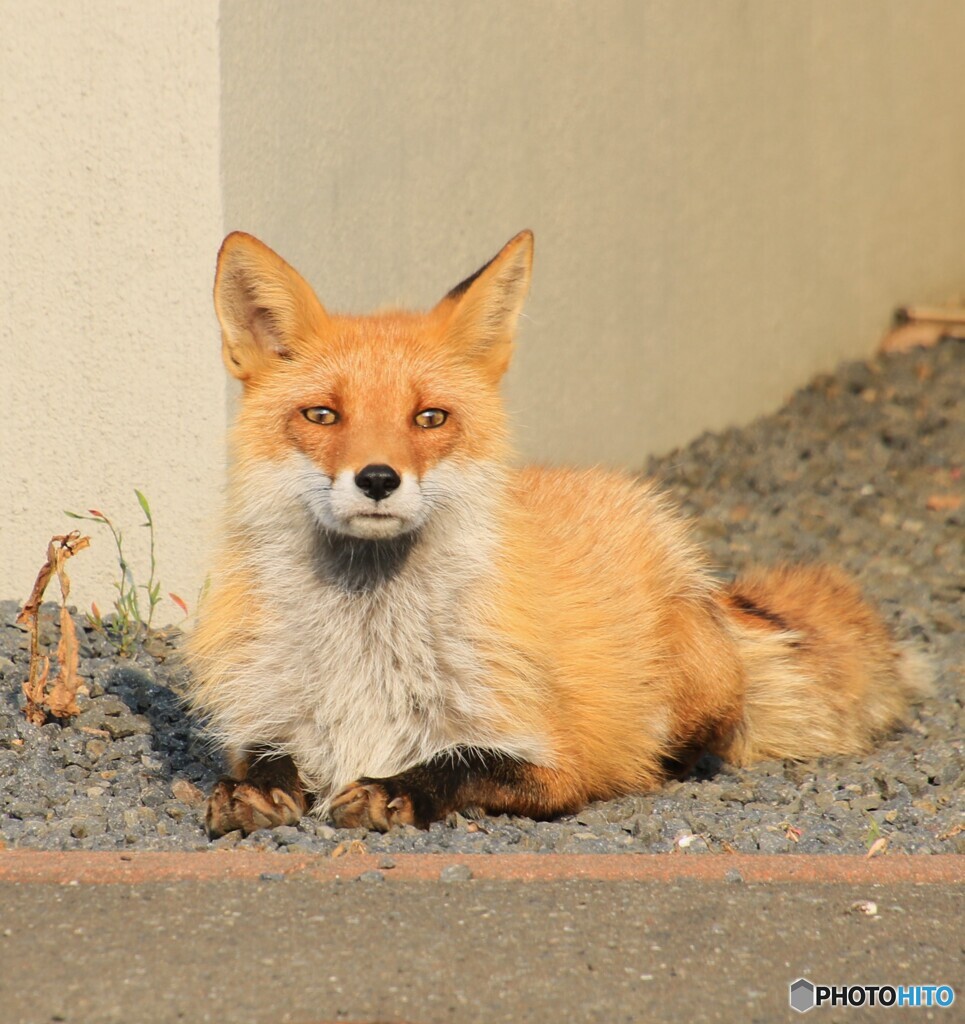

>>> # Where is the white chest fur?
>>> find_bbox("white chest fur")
[206,457,537,807]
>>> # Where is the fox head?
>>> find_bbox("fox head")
[214,230,533,545]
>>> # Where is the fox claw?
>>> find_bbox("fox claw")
[206,777,304,838]
[270,787,301,816]
[330,780,416,832]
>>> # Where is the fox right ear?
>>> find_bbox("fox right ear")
[213,232,330,381]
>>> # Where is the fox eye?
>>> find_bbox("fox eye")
[414,408,448,429]
[302,407,339,425]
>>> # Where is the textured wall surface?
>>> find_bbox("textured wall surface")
[1,1,224,620]
[221,0,965,466]
[4,0,965,615]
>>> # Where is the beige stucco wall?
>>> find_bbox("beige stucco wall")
[3,0,965,618]
[1,1,224,621]
[222,0,965,466]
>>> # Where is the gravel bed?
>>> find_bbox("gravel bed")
[1,339,961,856]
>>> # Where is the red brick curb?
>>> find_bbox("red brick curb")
[0,851,961,885]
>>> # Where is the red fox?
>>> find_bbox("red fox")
[187,230,928,837]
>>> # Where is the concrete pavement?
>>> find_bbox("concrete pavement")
[0,855,961,1023]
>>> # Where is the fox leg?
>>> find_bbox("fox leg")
[330,748,585,832]
[206,747,313,838]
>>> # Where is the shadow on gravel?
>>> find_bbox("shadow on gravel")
[98,660,219,786]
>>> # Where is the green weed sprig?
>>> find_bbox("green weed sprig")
[65,490,185,656]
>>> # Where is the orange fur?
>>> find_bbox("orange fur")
[187,231,928,833]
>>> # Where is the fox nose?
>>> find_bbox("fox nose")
[354,464,402,501]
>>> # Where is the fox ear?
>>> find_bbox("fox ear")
[213,232,330,381]
[435,230,534,380]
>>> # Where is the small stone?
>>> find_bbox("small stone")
[358,870,385,884]
[93,695,129,717]
[849,795,881,813]
[849,900,878,916]
[171,779,205,806]
[85,739,108,761]
[272,825,301,846]
[139,787,166,808]
[439,863,473,883]
[724,869,744,884]
[757,831,789,853]
[259,872,285,882]
[1,819,26,842]
[69,818,92,839]
[102,715,151,740]
[719,786,754,804]
[211,830,242,849]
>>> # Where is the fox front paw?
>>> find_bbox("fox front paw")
[206,777,304,838]
[329,779,418,832]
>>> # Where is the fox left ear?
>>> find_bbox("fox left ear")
[434,230,534,381]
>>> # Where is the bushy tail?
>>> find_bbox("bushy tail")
[714,564,931,765]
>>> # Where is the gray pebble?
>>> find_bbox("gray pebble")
[69,817,106,840]
[272,825,302,846]
[439,864,474,882]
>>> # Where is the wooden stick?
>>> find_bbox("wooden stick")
[896,305,965,325]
